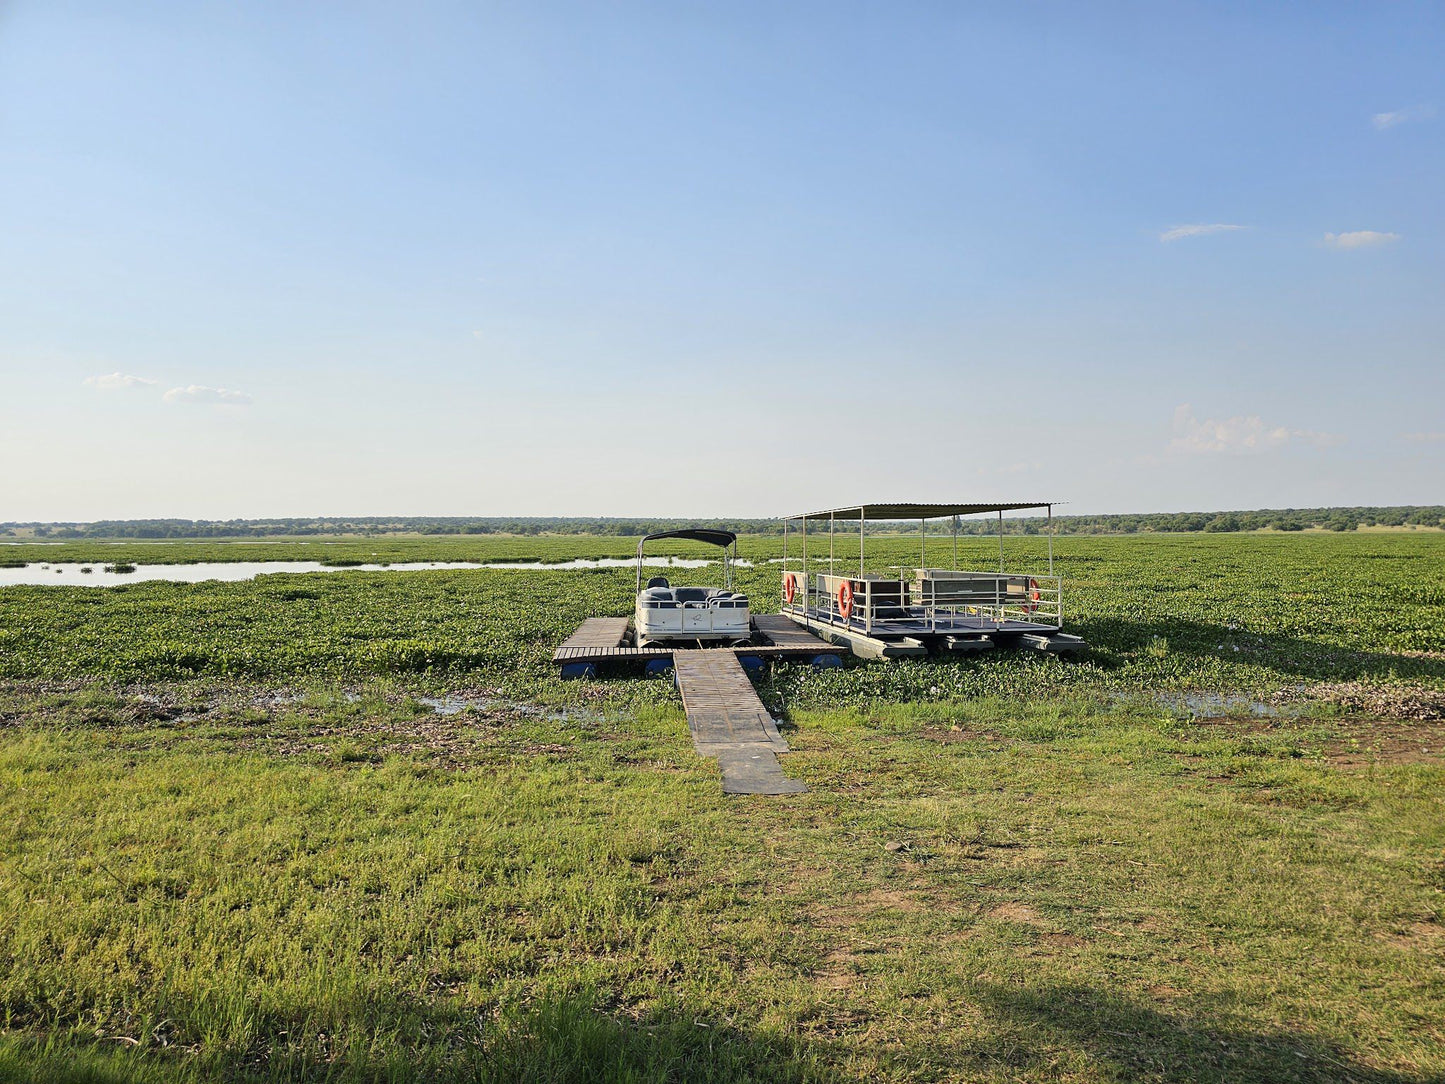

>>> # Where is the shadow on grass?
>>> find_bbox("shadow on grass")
[4,986,1439,1083]
[0,996,829,1084]
[1070,614,1445,686]
[963,983,1443,1084]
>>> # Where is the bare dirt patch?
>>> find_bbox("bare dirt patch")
[861,887,925,913]
[814,946,858,991]
[1190,715,1445,768]
[987,902,1045,926]
[1039,931,1085,948]
[1318,721,1445,767]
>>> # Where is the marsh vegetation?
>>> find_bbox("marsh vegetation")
[0,532,1441,1081]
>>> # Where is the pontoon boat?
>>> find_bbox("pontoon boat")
[634,529,751,647]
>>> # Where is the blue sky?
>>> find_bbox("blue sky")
[1,2,1441,519]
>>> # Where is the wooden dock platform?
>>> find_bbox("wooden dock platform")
[552,615,843,668]
[552,615,823,794]
[557,617,633,652]
[672,650,805,796]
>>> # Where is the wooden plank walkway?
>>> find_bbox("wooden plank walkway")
[672,650,806,796]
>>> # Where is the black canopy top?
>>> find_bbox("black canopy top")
[636,528,738,552]
[786,502,1053,521]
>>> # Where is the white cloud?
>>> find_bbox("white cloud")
[1170,404,1341,455]
[83,372,157,390]
[162,384,253,406]
[1159,223,1247,243]
[1403,432,1445,444]
[1323,230,1400,249]
[1372,105,1434,130]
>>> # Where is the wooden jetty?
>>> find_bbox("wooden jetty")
[673,650,805,796]
[553,613,836,795]
[553,614,844,672]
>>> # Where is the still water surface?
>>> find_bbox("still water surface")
[0,557,730,587]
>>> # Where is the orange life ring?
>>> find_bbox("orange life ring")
[837,580,855,619]
[1023,577,1040,613]
[783,573,796,604]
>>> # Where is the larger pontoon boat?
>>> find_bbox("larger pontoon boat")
[634,529,751,647]
[778,502,1086,656]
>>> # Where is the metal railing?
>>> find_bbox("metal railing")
[781,568,1062,634]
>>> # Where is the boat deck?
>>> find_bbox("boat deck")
[785,607,1060,638]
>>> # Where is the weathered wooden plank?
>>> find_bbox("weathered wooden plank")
[672,650,805,796]
[752,613,836,649]
[553,641,842,663]
[557,616,629,651]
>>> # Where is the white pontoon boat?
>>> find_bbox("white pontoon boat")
[634,529,751,647]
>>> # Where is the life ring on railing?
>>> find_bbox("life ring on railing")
[837,580,855,619]
[783,573,796,605]
[1023,577,1041,614]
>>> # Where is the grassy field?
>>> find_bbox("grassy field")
[1,533,1442,1081]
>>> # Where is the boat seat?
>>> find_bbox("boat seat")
[674,587,710,603]
[646,576,670,589]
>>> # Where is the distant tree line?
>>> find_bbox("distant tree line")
[2,506,1442,538]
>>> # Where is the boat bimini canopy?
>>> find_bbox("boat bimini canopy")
[636,528,740,590]
[782,501,1059,576]
[786,502,1053,521]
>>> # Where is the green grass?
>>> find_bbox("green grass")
[0,693,1441,1081]
[1,533,1442,1080]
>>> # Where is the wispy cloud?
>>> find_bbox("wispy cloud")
[1170,405,1341,455]
[1372,105,1434,130]
[1403,432,1445,444]
[83,371,157,390]
[162,384,253,406]
[1323,230,1400,249]
[1159,223,1247,243]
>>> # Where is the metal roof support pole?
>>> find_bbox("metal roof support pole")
[998,510,1005,573]
[952,515,959,570]
[801,514,807,579]
[830,513,835,573]
[859,508,865,577]
[920,518,926,571]
[1047,504,1054,574]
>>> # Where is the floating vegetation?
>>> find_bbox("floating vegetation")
[0,534,1438,711]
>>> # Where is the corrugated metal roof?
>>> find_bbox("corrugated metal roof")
[786,502,1054,521]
